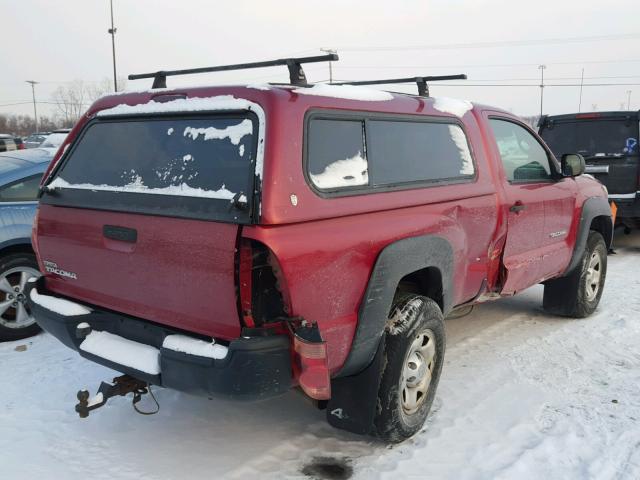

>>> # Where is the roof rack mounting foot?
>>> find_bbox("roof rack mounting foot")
[415,77,428,97]
[152,72,167,89]
[286,59,307,85]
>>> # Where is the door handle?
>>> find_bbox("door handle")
[103,225,137,243]
[509,202,526,213]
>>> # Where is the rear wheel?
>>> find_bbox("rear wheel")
[374,294,445,443]
[543,231,607,318]
[0,253,42,341]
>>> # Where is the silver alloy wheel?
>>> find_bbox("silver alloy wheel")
[585,250,602,302]
[400,329,436,415]
[0,266,41,329]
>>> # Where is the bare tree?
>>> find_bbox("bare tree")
[51,80,87,125]
[51,77,127,125]
[0,114,60,136]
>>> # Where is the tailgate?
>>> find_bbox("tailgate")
[585,154,639,195]
[36,205,241,339]
[36,112,260,340]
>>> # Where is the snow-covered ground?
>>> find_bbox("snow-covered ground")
[2,232,639,480]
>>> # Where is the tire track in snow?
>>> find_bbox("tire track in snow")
[226,308,551,479]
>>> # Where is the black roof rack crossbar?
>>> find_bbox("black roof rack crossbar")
[128,54,339,89]
[337,74,467,97]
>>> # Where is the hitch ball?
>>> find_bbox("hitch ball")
[76,322,92,339]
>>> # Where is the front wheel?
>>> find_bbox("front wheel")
[543,231,607,318]
[374,294,445,443]
[0,253,42,341]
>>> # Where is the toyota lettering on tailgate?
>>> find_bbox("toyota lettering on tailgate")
[43,260,78,280]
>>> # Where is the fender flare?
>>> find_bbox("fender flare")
[562,196,613,276]
[336,235,454,378]
[0,237,33,253]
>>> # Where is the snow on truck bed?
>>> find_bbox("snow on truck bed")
[3,232,640,479]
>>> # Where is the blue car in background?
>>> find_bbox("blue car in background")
[0,147,56,341]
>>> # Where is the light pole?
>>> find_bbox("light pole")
[320,48,337,84]
[627,90,632,110]
[108,0,118,92]
[538,64,546,117]
[25,80,38,132]
[578,68,584,112]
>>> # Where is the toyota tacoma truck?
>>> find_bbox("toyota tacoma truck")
[27,56,613,443]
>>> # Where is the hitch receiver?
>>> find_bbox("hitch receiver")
[75,374,153,418]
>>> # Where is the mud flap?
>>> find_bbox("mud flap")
[326,336,386,435]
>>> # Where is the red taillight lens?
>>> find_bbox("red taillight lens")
[31,208,41,264]
[294,333,331,400]
[575,113,600,119]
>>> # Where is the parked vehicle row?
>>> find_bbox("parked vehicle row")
[23,56,613,442]
[0,134,25,153]
[24,132,51,149]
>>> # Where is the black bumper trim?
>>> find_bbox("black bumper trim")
[27,278,292,400]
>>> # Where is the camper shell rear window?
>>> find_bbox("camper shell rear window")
[42,113,258,223]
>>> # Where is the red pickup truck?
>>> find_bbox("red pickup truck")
[26,57,612,442]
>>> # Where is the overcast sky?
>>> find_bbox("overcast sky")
[2,0,640,120]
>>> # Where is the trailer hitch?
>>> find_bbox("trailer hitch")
[75,374,159,418]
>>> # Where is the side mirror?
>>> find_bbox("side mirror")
[561,153,585,177]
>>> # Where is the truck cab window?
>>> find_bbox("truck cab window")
[490,119,553,182]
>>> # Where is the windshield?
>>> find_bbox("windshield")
[44,114,257,223]
[40,132,68,148]
[540,119,639,158]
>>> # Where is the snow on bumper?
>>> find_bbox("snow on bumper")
[29,288,91,316]
[26,278,291,400]
[80,331,161,375]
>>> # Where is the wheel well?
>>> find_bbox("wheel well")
[590,215,613,247]
[0,243,34,257]
[395,267,443,311]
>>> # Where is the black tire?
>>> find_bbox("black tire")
[0,252,42,342]
[543,231,607,318]
[374,294,445,443]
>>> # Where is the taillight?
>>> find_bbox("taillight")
[31,208,41,263]
[575,113,601,119]
[293,326,331,400]
[18,143,25,150]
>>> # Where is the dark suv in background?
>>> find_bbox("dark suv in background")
[539,111,639,229]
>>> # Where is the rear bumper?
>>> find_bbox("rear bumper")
[609,194,640,223]
[26,278,292,400]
